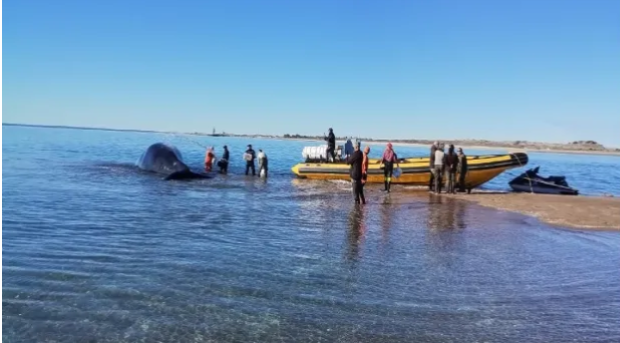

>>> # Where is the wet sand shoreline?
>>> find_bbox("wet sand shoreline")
[443,192,620,231]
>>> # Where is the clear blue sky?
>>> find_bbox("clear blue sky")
[4,0,620,146]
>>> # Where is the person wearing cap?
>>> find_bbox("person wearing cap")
[258,149,268,178]
[324,128,336,163]
[347,141,366,204]
[457,147,469,193]
[218,145,230,174]
[244,144,256,176]
[429,141,438,191]
[204,146,216,172]
[379,142,400,192]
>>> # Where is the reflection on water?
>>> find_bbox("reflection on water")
[379,197,393,252]
[345,204,367,265]
[3,126,620,343]
[426,195,468,232]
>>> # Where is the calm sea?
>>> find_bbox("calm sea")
[3,124,620,343]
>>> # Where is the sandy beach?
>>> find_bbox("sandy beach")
[445,192,620,230]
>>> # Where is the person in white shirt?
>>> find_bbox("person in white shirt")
[434,144,446,194]
[258,149,268,178]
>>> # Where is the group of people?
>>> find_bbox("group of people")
[346,141,401,204]
[344,139,470,204]
[203,144,268,177]
[201,131,469,199]
[429,142,469,194]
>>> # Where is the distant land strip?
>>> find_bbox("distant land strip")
[4,122,620,156]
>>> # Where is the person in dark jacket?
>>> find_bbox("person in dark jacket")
[429,141,438,191]
[244,144,256,176]
[347,142,365,204]
[324,128,336,163]
[344,138,354,159]
[217,145,230,174]
[457,147,469,193]
[446,144,459,193]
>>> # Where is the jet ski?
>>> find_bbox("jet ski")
[508,166,579,195]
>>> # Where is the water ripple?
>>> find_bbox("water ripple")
[3,125,620,342]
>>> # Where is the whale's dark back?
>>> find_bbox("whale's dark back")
[137,143,190,175]
[137,143,210,180]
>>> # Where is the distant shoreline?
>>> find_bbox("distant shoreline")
[4,122,620,157]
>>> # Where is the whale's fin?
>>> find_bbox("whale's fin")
[164,170,210,181]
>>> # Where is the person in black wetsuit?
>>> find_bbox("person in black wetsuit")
[446,144,459,193]
[324,128,336,163]
[429,141,438,191]
[244,144,256,176]
[457,147,469,193]
[347,142,365,204]
[218,145,230,174]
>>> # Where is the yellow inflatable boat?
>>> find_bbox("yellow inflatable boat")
[291,152,528,190]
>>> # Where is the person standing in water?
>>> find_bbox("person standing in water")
[258,149,268,178]
[433,144,446,194]
[244,144,256,176]
[347,142,365,204]
[457,147,469,193]
[324,128,336,163]
[379,142,400,193]
[446,144,459,194]
[218,145,230,174]
[204,146,216,172]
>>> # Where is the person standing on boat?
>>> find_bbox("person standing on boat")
[446,144,459,194]
[324,128,336,163]
[379,142,399,193]
[218,145,230,174]
[347,142,365,204]
[434,144,446,194]
[244,144,256,176]
[258,149,268,178]
[457,147,469,193]
[429,141,438,191]
[204,146,216,172]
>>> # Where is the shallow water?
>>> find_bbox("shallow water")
[3,125,620,342]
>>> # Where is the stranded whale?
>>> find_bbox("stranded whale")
[137,143,209,180]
